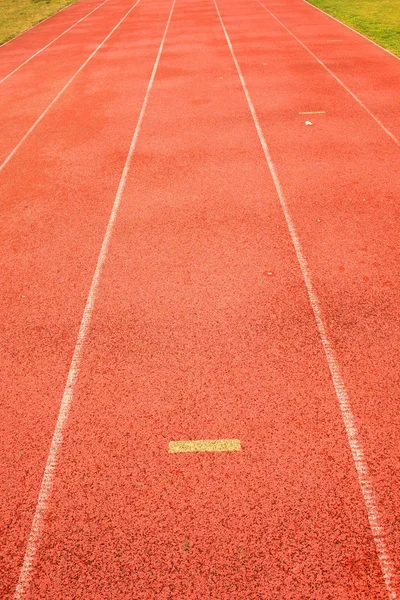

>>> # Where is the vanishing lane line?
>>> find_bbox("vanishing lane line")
[0,0,142,175]
[212,0,398,598]
[169,439,242,453]
[0,0,109,85]
[13,0,176,596]
[256,0,400,147]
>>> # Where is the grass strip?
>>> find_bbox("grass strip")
[0,0,77,45]
[307,0,400,56]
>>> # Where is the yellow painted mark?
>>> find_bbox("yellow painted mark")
[299,111,326,114]
[168,439,241,453]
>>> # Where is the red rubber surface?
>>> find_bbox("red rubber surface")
[0,0,399,597]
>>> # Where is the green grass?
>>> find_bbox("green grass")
[0,0,77,45]
[307,0,400,56]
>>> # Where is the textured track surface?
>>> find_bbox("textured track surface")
[0,0,399,597]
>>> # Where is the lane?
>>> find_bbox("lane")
[216,0,400,586]
[13,2,176,595]
[0,0,140,166]
[22,0,395,597]
[255,0,400,141]
[0,0,172,595]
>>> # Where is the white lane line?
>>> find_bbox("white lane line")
[299,110,325,114]
[212,1,398,598]
[303,0,399,61]
[255,0,400,148]
[0,0,141,175]
[0,0,109,85]
[13,0,176,597]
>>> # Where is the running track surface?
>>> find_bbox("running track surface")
[0,0,399,597]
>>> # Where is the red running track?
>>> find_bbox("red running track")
[0,0,399,597]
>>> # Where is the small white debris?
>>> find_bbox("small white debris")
[305,121,313,126]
